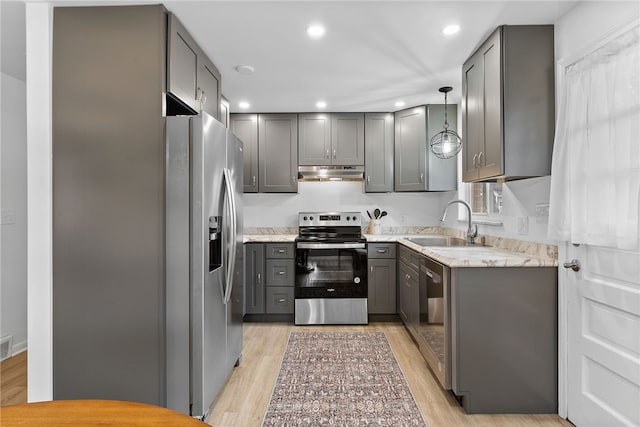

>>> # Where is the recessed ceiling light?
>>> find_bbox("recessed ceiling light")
[316,101,327,109]
[395,101,405,108]
[307,24,326,39]
[239,101,250,109]
[235,65,255,75]
[442,25,460,36]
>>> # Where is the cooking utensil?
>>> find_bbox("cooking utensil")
[366,210,372,219]
[374,208,380,219]
[379,211,387,218]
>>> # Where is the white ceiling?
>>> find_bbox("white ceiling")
[164,1,578,113]
[5,1,578,111]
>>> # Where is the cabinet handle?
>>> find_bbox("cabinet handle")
[333,149,337,159]
[201,92,207,106]
[252,176,256,186]
[277,298,286,303]
[478,151,484,166]
[326,149,330,159]
[277,249,286,254]
[196,87,202,101]
[370,266,374,275]
[377,249,388,253]
[472,153,478,167]
[419,173,424,183]
[278,271,285,275]
[292,175,297,184]
[367,175,371,183]
[257,273,261,285]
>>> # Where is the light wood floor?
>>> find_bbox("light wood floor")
[208,322,574,427]
[1,351,27,407]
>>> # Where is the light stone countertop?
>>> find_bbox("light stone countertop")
[242,233,557,268]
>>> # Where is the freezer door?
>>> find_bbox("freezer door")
[226,132,244,369]
[190,113,228,418]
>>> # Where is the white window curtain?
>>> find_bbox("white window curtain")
[548,25,640,250]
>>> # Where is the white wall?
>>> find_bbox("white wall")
[1,1,28,357]
[244,181,455,228]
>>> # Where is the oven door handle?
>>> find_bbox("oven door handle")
[296,242,366,250]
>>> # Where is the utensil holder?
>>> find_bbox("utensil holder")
[368,219,382,235]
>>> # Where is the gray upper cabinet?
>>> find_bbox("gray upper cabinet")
[230,114,259,193]
[394,106,456,192]
[462,25,555,182]
[197,56,221,120]
[167,13,221,120]
[167,14,199,113]
[331,113,364,165]
[298,113,331,165]
[298,113,364,165]
[258,114,298,193]
[364,113,394,192]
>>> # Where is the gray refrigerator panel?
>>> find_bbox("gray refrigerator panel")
[52,5,167,405]
[190,113,228,418]
[226,132,244,370]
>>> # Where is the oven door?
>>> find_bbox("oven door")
[295,242,367,298]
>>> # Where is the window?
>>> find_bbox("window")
[468,182,503,216]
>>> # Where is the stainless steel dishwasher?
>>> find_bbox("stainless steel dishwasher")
[417,255,451,390]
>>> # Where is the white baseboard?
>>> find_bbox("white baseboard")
[12,341,28,357]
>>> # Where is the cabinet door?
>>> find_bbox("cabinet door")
[365,113,394,192]
[426,105,457,191]
[244,244,265,314]
[258,114,298,193]
[368,259,397,314]
[394,107,427,191]
[298,113,331,165]
[198,56,221,120]
[265,287,294,314]
[478,29,503,180]
[167,13,199,113]
[462,51,483,182]
[231,114,259,193]
[332,113,364,165]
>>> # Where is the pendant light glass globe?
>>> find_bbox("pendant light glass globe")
[430,86,462,159]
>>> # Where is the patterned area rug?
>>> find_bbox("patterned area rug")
[262,331,427,426]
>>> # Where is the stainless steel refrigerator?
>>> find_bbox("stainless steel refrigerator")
[165,113,244,418]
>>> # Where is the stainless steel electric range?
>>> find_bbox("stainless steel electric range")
[294,212,368,325]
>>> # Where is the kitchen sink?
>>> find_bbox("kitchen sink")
[405,236,480,247]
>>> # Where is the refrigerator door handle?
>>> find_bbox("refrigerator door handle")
[222,167,237,304]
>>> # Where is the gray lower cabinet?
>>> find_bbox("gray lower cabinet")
[398,245,420,332]
[364,113,394,192]
[367,243,397,314]
[298,113,364,166]
[244,243,265,314]
[230,114,259,193]
[462,25,554,182]
[450,267,557,414]
[258,114,298,193]
[394,105,457,192]
[266,287,295,314]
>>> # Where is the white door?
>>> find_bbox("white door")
[566,243,640,426]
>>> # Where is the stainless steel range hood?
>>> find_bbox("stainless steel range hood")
[297,165,365,182]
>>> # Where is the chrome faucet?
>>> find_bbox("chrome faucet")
[440,199,478,243]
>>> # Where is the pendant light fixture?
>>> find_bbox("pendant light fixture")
[430,86,462,159]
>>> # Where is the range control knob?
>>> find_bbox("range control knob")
[345,216,350,221]
[303,216,308,221]
[309,216,314,220]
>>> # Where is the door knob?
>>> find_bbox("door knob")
[563,259,581,272]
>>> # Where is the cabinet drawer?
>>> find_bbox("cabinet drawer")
[398,245,420,272]
[265,287,294,314]
[368,243,396,259]
[266,259,294,286]
[265,243,294,259]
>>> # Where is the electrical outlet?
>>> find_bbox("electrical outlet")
[0,209,16,225]
[517,216,529,234]
[535,203,550,224]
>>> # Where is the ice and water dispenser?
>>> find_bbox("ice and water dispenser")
[209,216,222,272]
